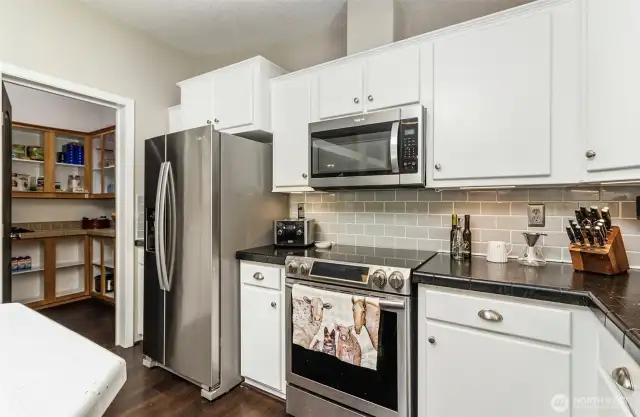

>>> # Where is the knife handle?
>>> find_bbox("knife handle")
[584,227,595,246]
[566,226,577,244]
[601,207,612,229]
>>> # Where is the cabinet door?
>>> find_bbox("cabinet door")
[432,12,553,180]
[423,321,571,417]
[212,63,254,130]
[597,367,635,417]
[586,0,640,174]
[168,105,182,134]
[180,76,213,130]
[272,77,311,188]
[316,60,364,119]
[241,283,282,390]
[364,45,420,112]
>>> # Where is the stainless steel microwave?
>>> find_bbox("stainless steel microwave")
[308,105,425,189]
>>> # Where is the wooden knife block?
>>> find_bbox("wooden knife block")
[569,226,629,275]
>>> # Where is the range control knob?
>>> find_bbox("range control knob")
[388,272,405,290]
[287,260,298,274]
[277,229,283,236]
[296,229,303,236]
[299,263,310,276]
[371,269,387,289]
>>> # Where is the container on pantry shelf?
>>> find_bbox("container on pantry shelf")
[11,258,17,272]
[24,256,31,270]
[12,173,29,191]
[12,144,26,160]
[26,146,44,161]
[29,176,44,192]
[17,257,25,270]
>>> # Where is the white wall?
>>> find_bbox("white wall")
[0,0,201,195]
[6,83,115,132]
[12,200,114,223]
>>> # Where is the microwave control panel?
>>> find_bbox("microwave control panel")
[399,118,419,173]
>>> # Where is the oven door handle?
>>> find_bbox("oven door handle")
[379,299,405,310]
[390,121,400,174]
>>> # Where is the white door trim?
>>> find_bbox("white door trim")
[0,62,136,348]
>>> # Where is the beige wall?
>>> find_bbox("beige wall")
[0,0,201,195]
[198,0,531,73]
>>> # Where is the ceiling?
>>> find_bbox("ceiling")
[80,0,347,56]
[80,0,532,56]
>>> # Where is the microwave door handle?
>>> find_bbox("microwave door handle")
[390,121,400,174]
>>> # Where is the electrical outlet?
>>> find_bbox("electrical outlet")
[528,203,546,227]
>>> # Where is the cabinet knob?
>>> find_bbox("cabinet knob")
[302,173,308,179]
[214,118,219,123]
[478,309,503,322]
[585,150,596,158]
[271,301,277,308]
[428,336,436,344]
[368,95,374,102]
[435,163,442,171]
[612,367,634,391]
[253,272,264,281]
[353,97,360,104]
[206,120,212,124]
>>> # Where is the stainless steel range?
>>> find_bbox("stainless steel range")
[284,245,438,417]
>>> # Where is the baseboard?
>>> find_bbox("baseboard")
[243,378,286,400]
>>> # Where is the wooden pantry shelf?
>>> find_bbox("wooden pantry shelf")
[90,193,115,199]
[91,291,115,305]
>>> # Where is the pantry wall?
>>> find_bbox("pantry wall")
[8,83,117,312]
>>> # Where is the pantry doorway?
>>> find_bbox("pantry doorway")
[0,62,136,348]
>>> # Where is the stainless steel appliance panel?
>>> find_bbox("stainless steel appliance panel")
[143,135,166,364]
[164,126,215,387]
[2,83,12,303]
[285,279,412,417]
[218,133,287,395]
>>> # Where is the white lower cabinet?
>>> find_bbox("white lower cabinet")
[423,320,571,417]
[240,261,285,398]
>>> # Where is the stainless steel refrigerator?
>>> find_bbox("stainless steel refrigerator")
[142,124,287,400]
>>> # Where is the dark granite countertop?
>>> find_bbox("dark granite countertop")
[413,253,640,359]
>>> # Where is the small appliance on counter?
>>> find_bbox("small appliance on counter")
[274,219,315,247]
[518,232,547,267]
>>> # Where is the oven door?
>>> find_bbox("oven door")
[309,109,401,188]
[285,279,411,417]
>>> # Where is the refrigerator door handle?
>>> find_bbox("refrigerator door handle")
[166,161,177,292]
[157,162,170,291]
[154,162,167,291]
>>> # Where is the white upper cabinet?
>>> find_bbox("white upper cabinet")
[272,76,313,191]
[364,45,420,112]
[585,0,640,180]
[179,74,214,131]
[176,56,285,139]
[212,63,254,131]
[315,60,364,120]
[426,0,581,186]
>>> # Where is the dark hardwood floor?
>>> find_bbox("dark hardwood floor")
[41,299,287,417]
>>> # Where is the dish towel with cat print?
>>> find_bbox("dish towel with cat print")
[291,284,381,370]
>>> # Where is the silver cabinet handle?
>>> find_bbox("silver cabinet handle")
[302,173,307,179]
[214,118,219,123]
[253,272,264,281]
[478,309,503,322]
[613,367,635,391]
[435,163,442,170]
[586,150,596,158]
[353,97,360,104]
[271,302,277,308]
[428,336,435,344]
[368,95,373,102]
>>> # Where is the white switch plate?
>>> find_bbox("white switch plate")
[528,203,546,227]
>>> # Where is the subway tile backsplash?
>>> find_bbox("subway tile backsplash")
[290,187,640,268]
